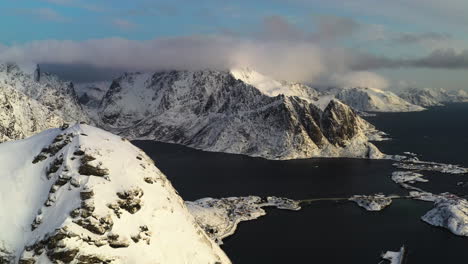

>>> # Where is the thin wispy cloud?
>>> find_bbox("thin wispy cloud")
[285,0,468,28]
[351,48,468,70]
[112,19,138,30]
[392,32,452,45]
[16,8,68,22]
[41,0,103,12]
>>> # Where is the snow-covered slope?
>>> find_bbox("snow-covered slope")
[0,124,230,264]
[398,88,468,107]
[0,82,65,142]
[326,87,425,112]
[0,63,90,123]
[97,70,384,160]
[75,81,111,108]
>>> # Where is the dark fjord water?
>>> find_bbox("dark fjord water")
[133,103,468,264]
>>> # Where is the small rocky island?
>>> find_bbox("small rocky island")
[186,196,301,244]
[349,194,393,211]
[380,246,406,264]
[421,194,468,237]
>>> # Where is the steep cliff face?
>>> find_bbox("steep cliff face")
[321,99,364,147]
[0,82,64,142]
[0,63,90,123]
[97,70,383,160]
[0,124,231,264]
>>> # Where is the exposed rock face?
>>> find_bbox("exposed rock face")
[0,124,231,264]
[320,100,363,147]
[398,87,468,107]
[97,70,383,160]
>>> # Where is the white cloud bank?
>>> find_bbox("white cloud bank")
[0,36,339,84]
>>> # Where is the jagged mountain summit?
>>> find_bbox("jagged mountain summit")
[96,70,384,160]
[0,124,231,264]
[398,88,468,107]
[0,63,90,124]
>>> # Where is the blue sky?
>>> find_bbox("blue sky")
[2,0,461,44]
[1,0,468,89]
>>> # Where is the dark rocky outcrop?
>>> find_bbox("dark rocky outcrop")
[32,133,74,164]
[78,154,109,177]
[320,100,361,147]
[108,187,144,217]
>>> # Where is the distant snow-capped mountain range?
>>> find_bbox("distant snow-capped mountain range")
[1,63,467,159]
[231,68,425,113]
[398,87,468,107]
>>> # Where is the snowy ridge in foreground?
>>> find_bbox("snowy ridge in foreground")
[0,124,230,264]
[186,196,301,244]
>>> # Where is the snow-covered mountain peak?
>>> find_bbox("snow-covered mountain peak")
[95,69,385,160]
[0,82,65,142]
[0,124,230,263]
[0,62,90,124]
[230,67,319,102]
[229,68,425,113]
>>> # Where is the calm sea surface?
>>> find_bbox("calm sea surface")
[133,103,468,264]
